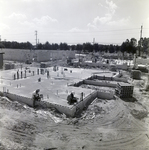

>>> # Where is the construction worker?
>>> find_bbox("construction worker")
[67,91,78,105]
[32,89,41,107]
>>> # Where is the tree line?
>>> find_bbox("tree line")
[0,37,149,55]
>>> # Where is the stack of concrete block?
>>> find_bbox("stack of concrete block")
[115,82,134,98]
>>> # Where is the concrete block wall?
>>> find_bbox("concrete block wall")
[42,90,114,117]
[84,80,116,88]
[75,91,98,112]
[94,75,128,83]
[97,90,114,99]
[77,61,128,71]
[36,50,51,62]
[3,49,75,62]
[1,91,76,117]
[0,88,114,117]
[50,103,76,117]
[3,49,33,62]
[96,76,113,81]
[4,92,34,107]
[73,80,84,87]
[40,101,77,117]
[114,77,128,83]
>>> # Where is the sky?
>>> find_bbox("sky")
[0,0,149,45]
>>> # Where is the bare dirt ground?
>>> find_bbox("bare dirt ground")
[0,67,149,150]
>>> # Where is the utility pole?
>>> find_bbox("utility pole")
[139,25,143,56]
[93,38,95,44]
[35,30,37,48]
[93,38,95,53]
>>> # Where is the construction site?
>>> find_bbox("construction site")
[0,49,149,150]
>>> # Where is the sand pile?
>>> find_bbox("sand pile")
[131,109,148,120]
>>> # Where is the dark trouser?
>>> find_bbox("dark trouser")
[68,97,77,105]
[33,98,41,108]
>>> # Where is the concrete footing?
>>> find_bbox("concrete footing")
[0,89,114,117]
[0,74,123,117]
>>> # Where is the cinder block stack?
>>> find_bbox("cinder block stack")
[115,83,134,98]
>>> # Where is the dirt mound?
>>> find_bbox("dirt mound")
[0,96,31,113]
[131,109,148,120]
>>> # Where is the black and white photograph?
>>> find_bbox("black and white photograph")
[0,0,149,149]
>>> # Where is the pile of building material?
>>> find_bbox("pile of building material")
[131,70,141,80]
[115,82,134,98]
[4,63,15,70]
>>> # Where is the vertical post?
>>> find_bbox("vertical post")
[80,92,83,101]
[133,54,136,69]
[14,74,16,80]
[47,71,49,79]
[21,71,23,79]
[24,70,26,78]
[17,71,19,79]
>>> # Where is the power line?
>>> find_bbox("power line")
[4,32,33,35]
[2,27,148,36]
[1,28,142,37]
[40,28,140,34]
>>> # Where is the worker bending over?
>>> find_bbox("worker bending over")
[32,89,42,108]
[67,91,78,105]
